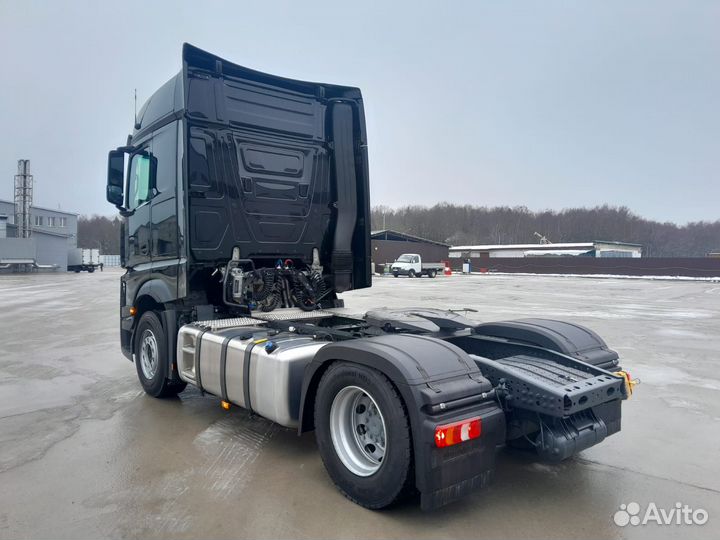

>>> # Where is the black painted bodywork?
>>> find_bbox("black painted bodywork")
[109,48,627,510]
[118,44,371,360]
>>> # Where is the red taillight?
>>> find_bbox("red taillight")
[434,417,482,448]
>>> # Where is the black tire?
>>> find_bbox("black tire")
[429,270,437,278]
[416,271,423,278]
[408,269,416,278]
[88,267,95,273]
[134,311,186,398]
[314,362,413,509]
[393,272,399,278]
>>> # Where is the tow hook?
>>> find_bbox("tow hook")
[614,370,640,397]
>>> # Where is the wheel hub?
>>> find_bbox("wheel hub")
[139,329,158,380]
[330,386,387,477]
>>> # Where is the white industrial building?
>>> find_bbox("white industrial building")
[0,160,78,272]
[449,241,642,259]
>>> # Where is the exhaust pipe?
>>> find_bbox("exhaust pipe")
[330,101,357,293]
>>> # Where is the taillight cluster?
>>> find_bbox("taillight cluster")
[434,417,482,448]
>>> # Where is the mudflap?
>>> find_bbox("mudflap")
[419,401,506,510]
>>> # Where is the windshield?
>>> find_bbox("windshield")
[396,255,414,263]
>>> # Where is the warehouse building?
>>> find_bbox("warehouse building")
[449,240,642,260]
[0,199,78,271]
[371,229,450,269]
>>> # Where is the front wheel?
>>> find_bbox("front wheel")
[314,362,413,509]
[134,311,186,398]
[393,272,399,278]
[408,269,416,278]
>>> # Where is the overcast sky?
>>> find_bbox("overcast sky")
[0,0,718,224]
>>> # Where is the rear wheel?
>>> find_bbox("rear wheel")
[134,311,186,398]
[314,362,413,509]
[428,269,437,278]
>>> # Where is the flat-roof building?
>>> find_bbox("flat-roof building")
[371,229,450,266]
[450,241,642,259]
[0,199,78,271]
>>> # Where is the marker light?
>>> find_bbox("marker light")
[435,417,482,448]
[129,306,137,316]
[221,401,231,410]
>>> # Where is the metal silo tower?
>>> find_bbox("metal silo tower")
[14,159,33,238]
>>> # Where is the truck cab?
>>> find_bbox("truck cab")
[106,43,371,362]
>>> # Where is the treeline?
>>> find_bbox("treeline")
[371,204,720,257]
[77,215,122,254]
[79,204,720,257]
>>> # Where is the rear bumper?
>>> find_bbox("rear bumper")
[535,400,621,462]
[415,400,506,510]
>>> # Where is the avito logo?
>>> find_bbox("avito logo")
[614,502,709,527]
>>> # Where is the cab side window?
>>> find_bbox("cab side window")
[151,123,176,195]
[127,153,152,209]
[126,124,177,209]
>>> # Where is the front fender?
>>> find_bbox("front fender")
[124,277,181,380]
[135,277,176,304]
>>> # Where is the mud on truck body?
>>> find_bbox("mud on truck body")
[106,44,636,510]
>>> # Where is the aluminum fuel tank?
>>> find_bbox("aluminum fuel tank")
[177,325,328,428]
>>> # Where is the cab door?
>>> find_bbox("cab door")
[148,122,179,262]
[411,255,421,274]
[124,147,153,268]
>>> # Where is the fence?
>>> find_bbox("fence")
[99,254,121,267]
[451,257,720,278]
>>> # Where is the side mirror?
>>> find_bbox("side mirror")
[106,150,125,208]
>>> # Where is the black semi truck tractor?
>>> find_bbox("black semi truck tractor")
[106,44,637,510]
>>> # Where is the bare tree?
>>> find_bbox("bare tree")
[372,203,720,257]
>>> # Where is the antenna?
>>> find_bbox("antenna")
[133,88,139,129]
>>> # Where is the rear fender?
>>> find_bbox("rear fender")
[298,334,505,509]
[474,318,620,369]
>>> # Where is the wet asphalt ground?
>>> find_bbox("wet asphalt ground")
[0,269,718,539]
